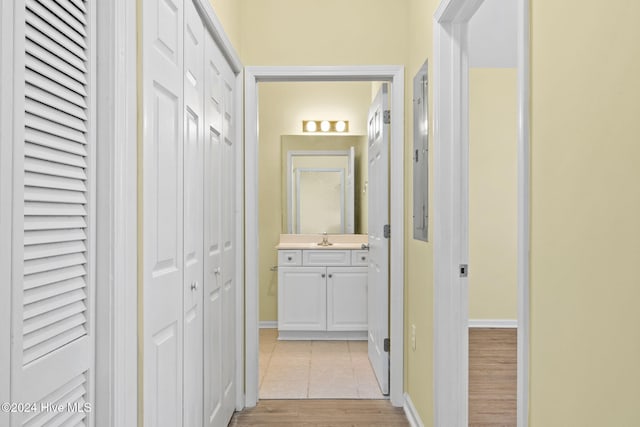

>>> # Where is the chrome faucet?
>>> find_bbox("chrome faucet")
[317,232,333,246]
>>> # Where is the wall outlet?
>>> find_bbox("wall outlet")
[411,324,416,351]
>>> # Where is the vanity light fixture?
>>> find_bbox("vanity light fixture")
[302,120,349,133]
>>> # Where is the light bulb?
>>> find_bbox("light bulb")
[305,121,317,132]
[320,120,330,132]
[335,120,346,132]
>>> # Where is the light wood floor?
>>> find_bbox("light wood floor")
[230,328,516,426]
[228,399,409,427]
[469,328,517,427]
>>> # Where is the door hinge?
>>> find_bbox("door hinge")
[383,224,390,239]
[459,264,468,278]
[383,338,390,352]
[383,110,391,124]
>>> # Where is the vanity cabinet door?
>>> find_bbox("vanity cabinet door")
[278,267,327,331]
[326,267,368,331]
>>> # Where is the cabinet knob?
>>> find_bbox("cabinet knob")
[361,256,366,261]
[328,274,333,278]
[287,256,292,261]
[321,273,326,278]
[190,281,198,291]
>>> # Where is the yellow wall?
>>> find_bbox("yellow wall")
[468,68,518,320]
[404,0,438,423]
[207,0,242,51]
[530,1,640,424]
[239,0,409,66]
[258,82,372,321]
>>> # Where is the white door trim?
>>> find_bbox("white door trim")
[433,0,530,426]
[244,65,405,407]
[95,0,138,425]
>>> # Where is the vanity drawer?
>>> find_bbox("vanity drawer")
[351,250,369,266]
[303,250,351,266]
[278,250,302,266]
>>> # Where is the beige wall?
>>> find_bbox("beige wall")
[468,68,518,320]
[258,82,372,321]
[239,0,409,66]
[530,1,640,424]
[404,0,438,423]
[207,0,242,51]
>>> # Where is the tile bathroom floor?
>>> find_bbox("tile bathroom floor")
[259,328,385,399]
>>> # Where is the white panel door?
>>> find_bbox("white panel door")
[219,52,238,426]
[367,83,390,395]
[203,29,237,427]
[203,28,224,427]
[10,1,97,425]
[183,1,204,426]
[142,0,184,425]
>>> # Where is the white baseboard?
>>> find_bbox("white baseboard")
[259,321,277,329]
[468,319,517,328]
[403,393,424,427]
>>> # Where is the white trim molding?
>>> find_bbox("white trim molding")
[244,65,405,408]
[516,1,531,426]
[403,393,426,427]
[433,0,530,426]
[468,319,518,329]
[258,321,277,329]
[95,0,138,425]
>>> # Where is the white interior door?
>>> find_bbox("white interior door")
[142,0,184,424]
[367,83,390,395]
[183,1,204,425]
[203,28,236,426]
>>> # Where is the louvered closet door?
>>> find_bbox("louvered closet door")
[11,0,96,426]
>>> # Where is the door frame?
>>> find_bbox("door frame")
[244,65,405,407]
[433,0,530,426]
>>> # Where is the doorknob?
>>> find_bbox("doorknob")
[190,281,199,291]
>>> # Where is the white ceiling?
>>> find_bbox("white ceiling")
[468,0,518,68]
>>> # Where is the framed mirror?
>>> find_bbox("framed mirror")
[281,135,368,234]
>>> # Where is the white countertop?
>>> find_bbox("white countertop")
[276,234,368,250]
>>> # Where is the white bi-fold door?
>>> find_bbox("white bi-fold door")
[143,0,238,426]
[183,1,205,425]
[202,8,237,427]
